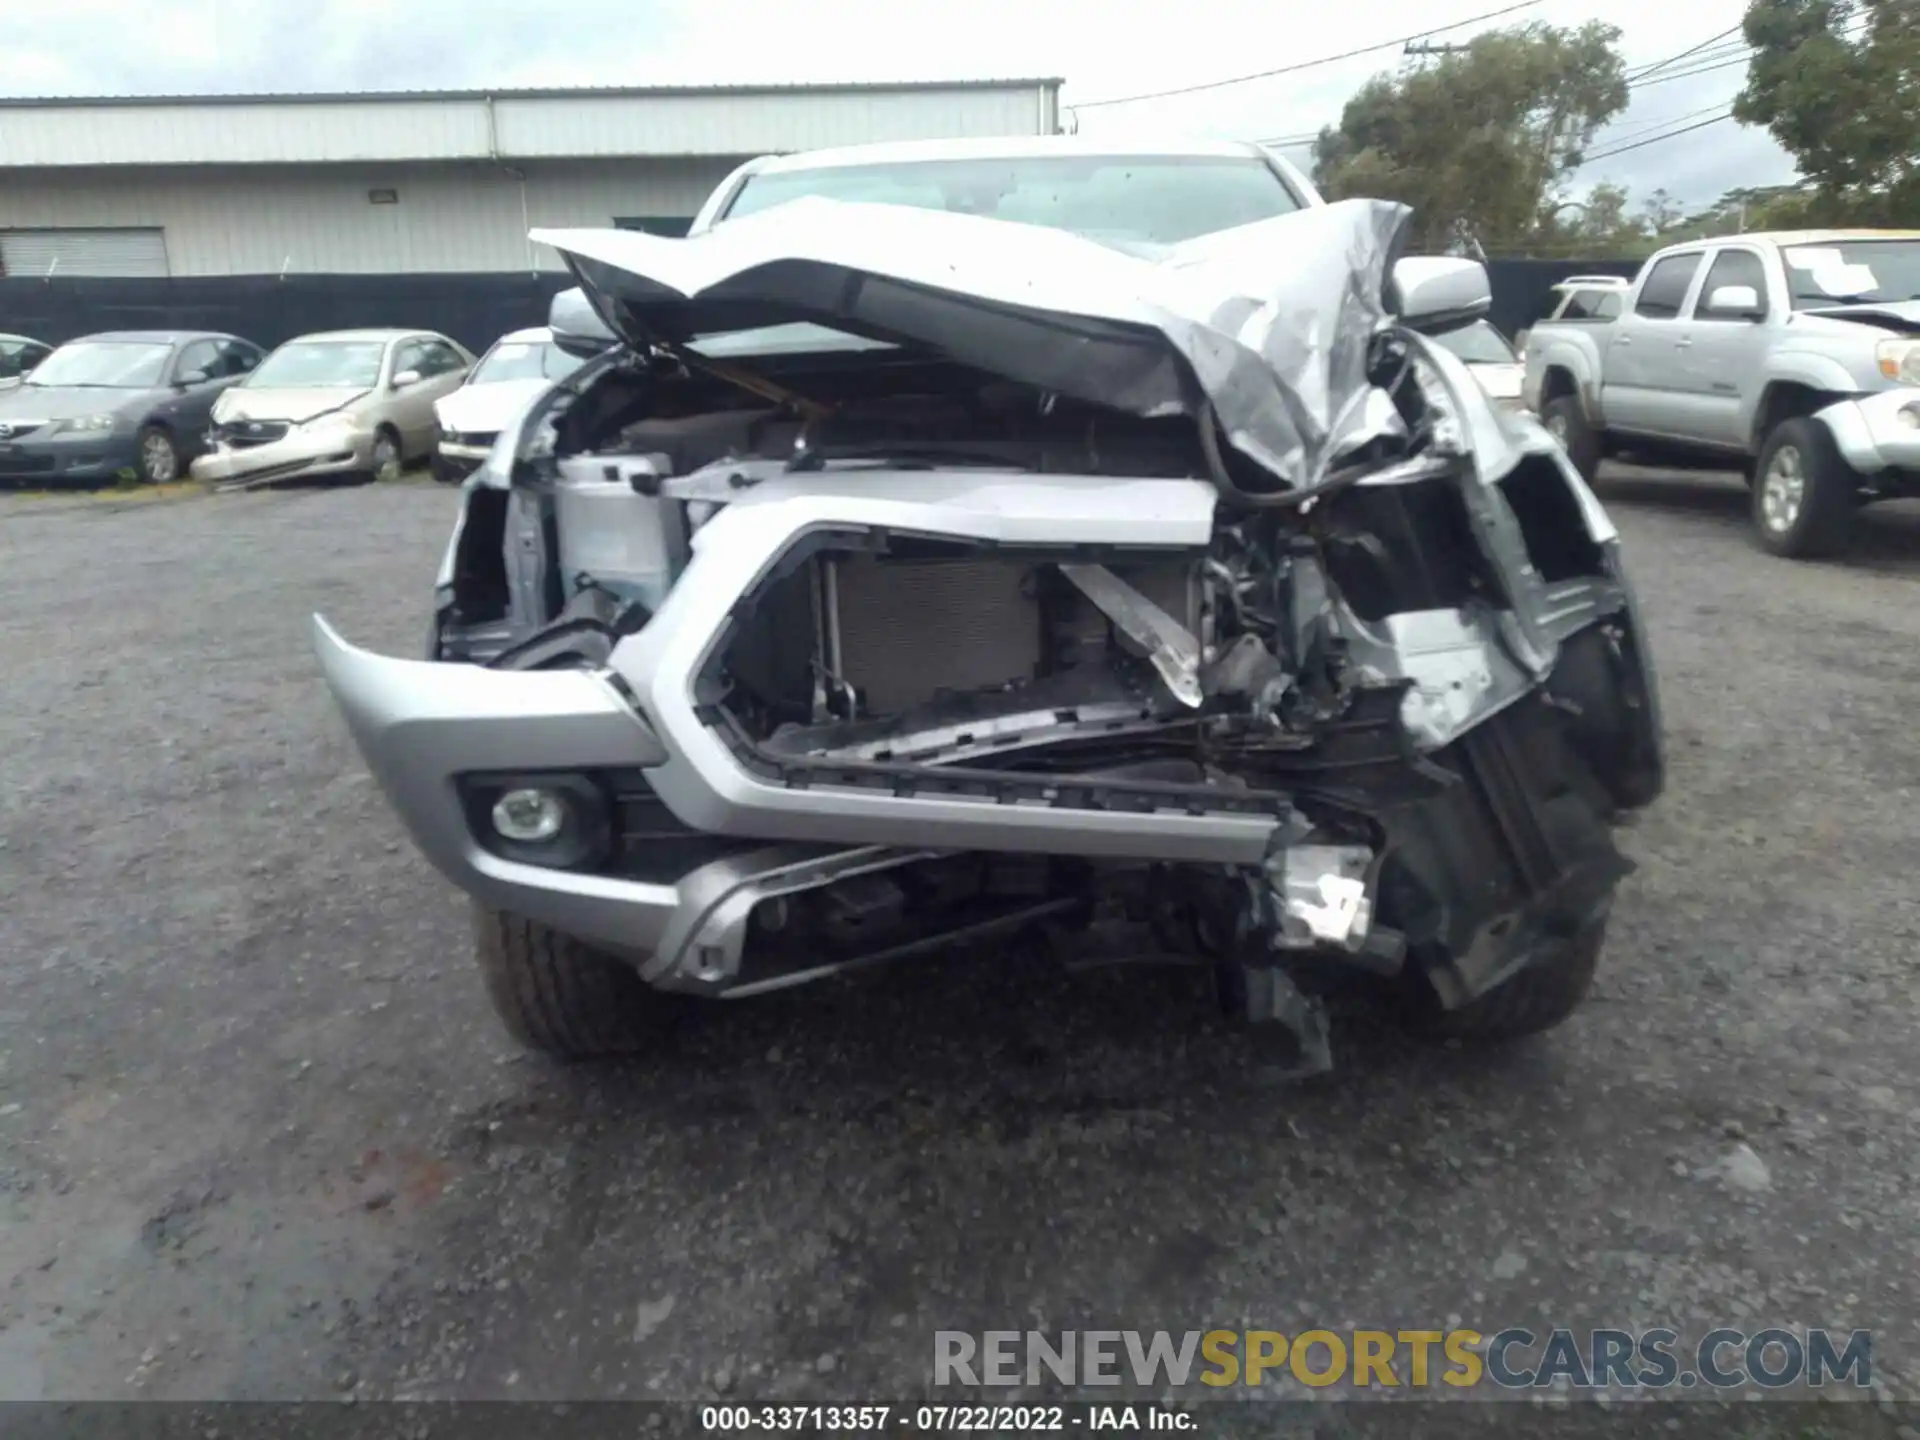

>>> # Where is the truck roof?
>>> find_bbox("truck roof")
[1672,229,1920,247]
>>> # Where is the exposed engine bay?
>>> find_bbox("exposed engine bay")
[352,196,1665,1072]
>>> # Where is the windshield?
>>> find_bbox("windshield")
[247,341,386,389]
[1433,319,1517,365]
[1783,240,1920,309]
[469,339,587,385]
[724,155,1303,247]
[28,340,173,389]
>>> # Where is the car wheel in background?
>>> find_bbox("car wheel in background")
[1541,396,1600,485]
[1751,417,1854,560]
[137,425,180,484]
[369,430,403,484]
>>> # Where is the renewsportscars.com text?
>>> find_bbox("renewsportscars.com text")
[934,1327,1873,1391]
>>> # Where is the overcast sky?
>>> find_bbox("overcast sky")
[5,0,1798,209]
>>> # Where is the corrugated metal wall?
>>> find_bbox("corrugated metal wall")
[0,158,741,275]
[0,84,1060,167]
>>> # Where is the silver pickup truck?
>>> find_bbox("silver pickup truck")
[1523,230,1920,558]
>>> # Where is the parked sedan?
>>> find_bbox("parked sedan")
[0,333,53,390]
[431,326,594,484]
[0,330,264,485]
[191,329,474,487]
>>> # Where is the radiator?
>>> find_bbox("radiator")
[830,556,1041,715]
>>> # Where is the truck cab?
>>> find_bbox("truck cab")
[1524,232,1920,558]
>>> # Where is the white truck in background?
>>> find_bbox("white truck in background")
[1522,231,1920,558]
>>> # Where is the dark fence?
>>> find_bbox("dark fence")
[0,258,1643,357]
[0,273,578,355]
[1485,257,1641,337]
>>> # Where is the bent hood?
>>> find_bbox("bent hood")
[1796,299,1920,336]
[436,378,554,435]
[215,386,373,425]
[531,195,1413,491]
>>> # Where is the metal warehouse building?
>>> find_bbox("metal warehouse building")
[0,79,1063,278]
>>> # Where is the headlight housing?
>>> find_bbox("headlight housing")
[1877,339,1920,386]
[50,413,118,435]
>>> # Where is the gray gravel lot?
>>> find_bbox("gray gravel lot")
[1,472,1917,1428]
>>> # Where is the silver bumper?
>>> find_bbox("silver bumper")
[1818,388,1920,475]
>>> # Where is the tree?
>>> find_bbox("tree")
[1734,0,1920,221]
[1312,22,1631,251]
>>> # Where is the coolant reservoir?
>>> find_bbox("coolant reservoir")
[552,456,686,613]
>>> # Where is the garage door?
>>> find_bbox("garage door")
[0,228,170,278]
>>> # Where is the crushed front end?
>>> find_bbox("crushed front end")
[314,197,1664,1068]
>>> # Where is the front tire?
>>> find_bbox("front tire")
[1541,396,1601,485]
[1408,914,1608,1045]
[473,905,683,1059]
[368,429,404,485]
[137,425,180,485]
[1752,417,1856,559]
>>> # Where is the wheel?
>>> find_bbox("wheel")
[1751,417,1856,559]
[1407,914,1608,1045]
[137,425,180,484]
[1541,396,1601,485]
[472,904,685,1059]
[369,429,404,484]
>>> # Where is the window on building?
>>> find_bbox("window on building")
[612,217,695,237]
[0,227,169,278]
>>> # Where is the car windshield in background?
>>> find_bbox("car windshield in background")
[470,340,586,385]
[27,341,173,389]
[724,155,1303,247]
[1783,240,1920,309]
[1432,319,1518,365]
[247,341,386,389]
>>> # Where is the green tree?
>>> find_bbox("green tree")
[1312,22,1631,251]
[1734,0,1920,220]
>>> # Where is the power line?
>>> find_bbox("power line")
[1626,23,1744,81]
[1631,52,1756,86]
[1069,0,1544,108]
[1580,110,1736,164]
[1593,98,1741,146]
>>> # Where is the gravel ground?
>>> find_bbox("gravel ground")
[1,471,1917,1430]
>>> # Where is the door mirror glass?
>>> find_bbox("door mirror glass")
[177,368,211,387]
[391,368,423,389]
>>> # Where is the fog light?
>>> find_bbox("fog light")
[491,787,567,844]
[1896,402,1920,432]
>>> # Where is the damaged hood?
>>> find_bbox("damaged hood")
[531,195,1412,490]
[1798,299,1920,336]
[215,387,373,425]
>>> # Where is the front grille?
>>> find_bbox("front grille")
[0,450,56,476]
[447,430,497,449]
[215,420,290,449]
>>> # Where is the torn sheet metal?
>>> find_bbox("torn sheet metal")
[1057,562,1203,708]
[530,195,1411,495]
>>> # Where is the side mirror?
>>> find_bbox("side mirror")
[1391,257,1493,333]
[1705,284,1764,320]
[177,367,211,387]
[391,368,422,389]
[549,286,618,359]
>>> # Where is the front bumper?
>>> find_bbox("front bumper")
[1817,388,1920,476]
[0,431,141,484]
[433,439,491,485]
[190,427,375,484]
